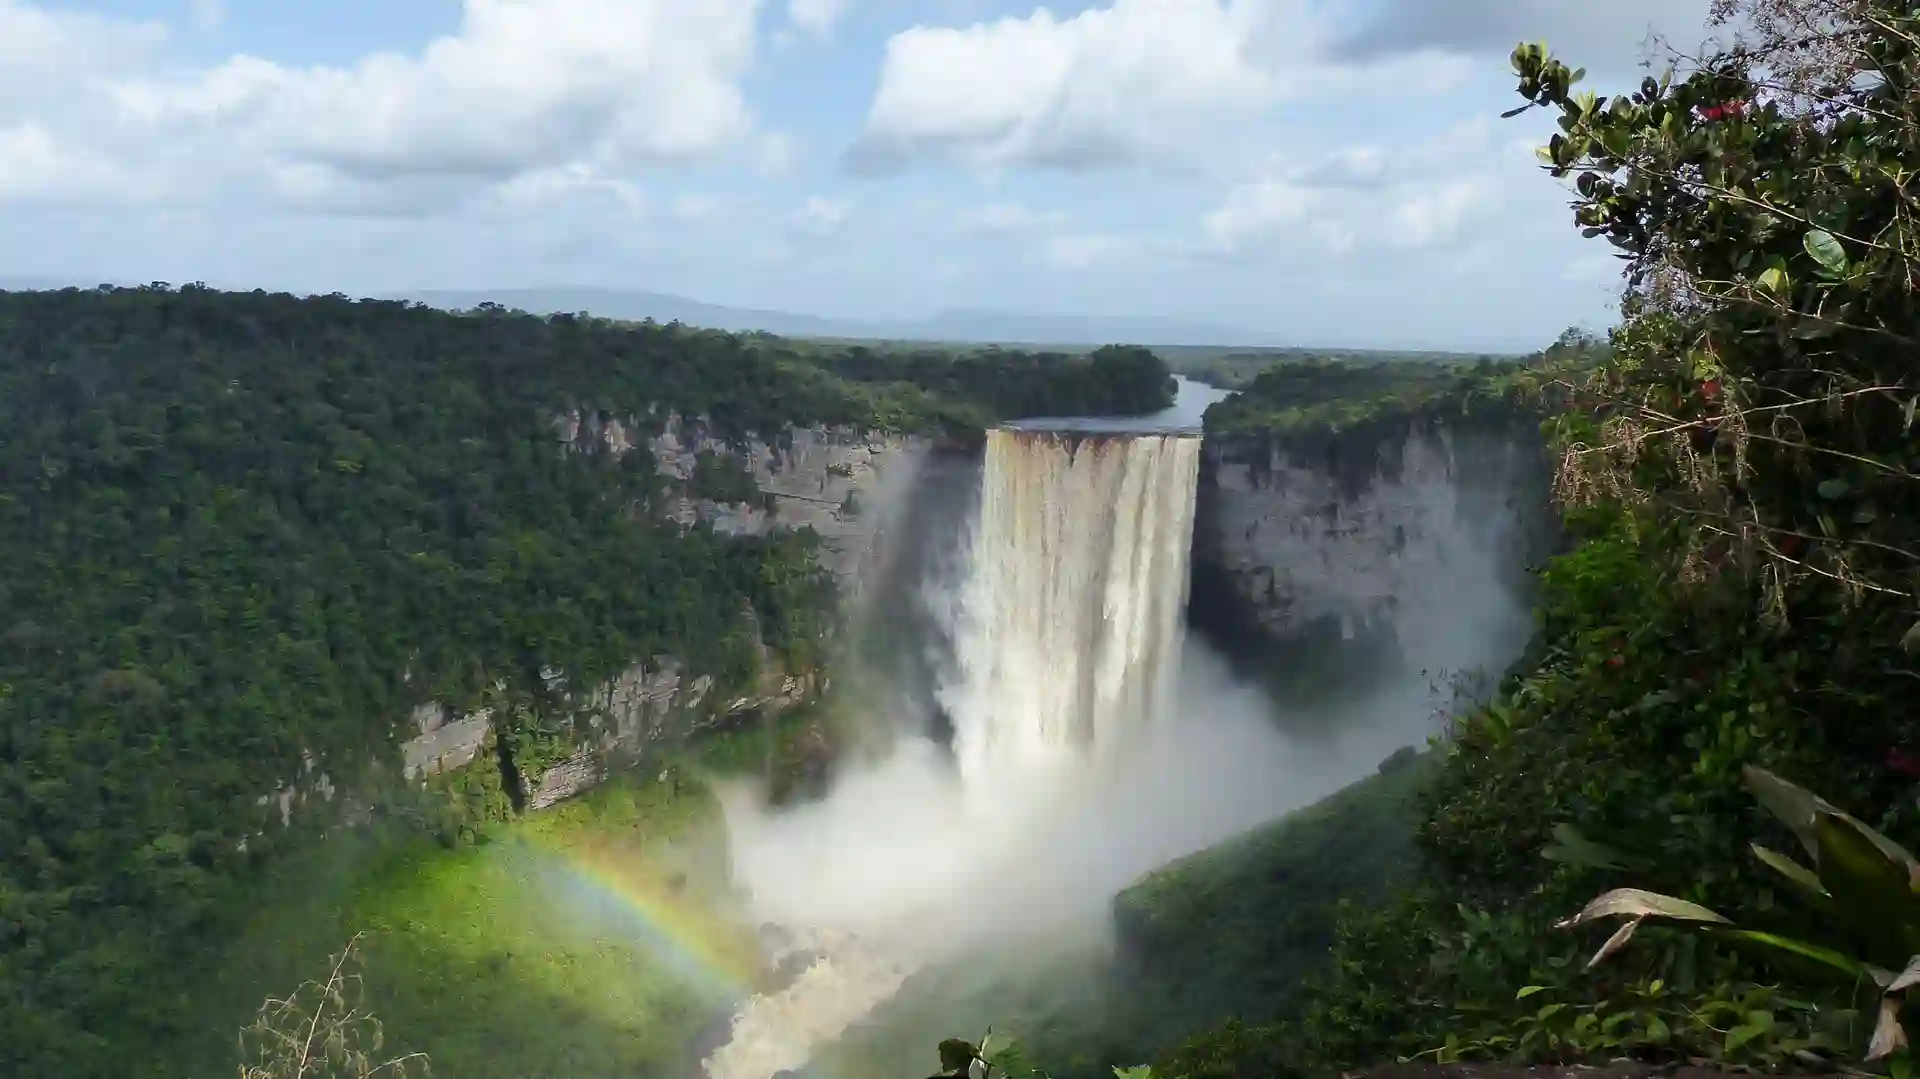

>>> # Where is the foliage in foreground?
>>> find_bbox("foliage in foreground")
[237,935,426,1079]
[1561,766,1920,1060]
[922,1033,1152,1079]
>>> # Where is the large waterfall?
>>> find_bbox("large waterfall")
[707,427,1222,1079]
[943,430,1202,784]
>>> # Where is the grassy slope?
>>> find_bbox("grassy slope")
[157,711,835,1079]
[1113,753,1433,1028]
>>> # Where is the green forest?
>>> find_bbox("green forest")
[0,287,1173,1077]
[773,340,1178,419]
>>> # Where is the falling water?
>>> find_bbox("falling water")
[704,428,1207,1079]
[942,430,1202,784]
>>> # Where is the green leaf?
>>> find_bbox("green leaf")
[1804,229,1848,276]
[1558,887,1731,929]
[1756,264,1789,295]
[1818,478,1850,499]
[1813,810,1920,959]
[1710,927,1885,984]
[1743,767,1825,861]
[1751,842,1829,900]
[1517,985,1551,999]
[1113,1067,1156,1079]
[1542,822,1630,868]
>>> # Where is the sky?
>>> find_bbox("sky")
[0,0,1725,351]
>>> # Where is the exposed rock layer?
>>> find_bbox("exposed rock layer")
[1189,413,1559,704]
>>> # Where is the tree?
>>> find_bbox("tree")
[1506,0,1920,614]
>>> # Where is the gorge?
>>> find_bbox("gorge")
[697,378,1556,1079]
[0,287,1557,1079]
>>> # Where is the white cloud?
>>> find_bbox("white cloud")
[846,0,1468,175]
[754,130,799,177]
[1038,232,1143,270]
[1387,177,1487,249]
[672,192,723,222]
[1201,178,1318,251]
[0,2,165,113]
[481,163,647,219]
[791,195,854,236]
[0,0,763,215]
[1196,119,1518,259]
[959,200,1067,236]
[788,0,852,39]
[0,123,143,204]
[189,0,226,31]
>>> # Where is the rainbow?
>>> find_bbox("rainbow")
[505,831,767,1001]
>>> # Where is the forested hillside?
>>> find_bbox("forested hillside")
[0,285,1172,1074]
[1202,329,1607,443]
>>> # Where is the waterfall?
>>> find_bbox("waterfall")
[942,430,1202,785]
[704,428,1206,1079]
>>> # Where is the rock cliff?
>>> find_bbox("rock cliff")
[1189,410,1558,708]
[384,414,927,811]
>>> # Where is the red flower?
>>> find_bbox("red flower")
[1606,654,1626,668]
[1702,379,1722,400]
[1700,105,1725,121]
[1887,747,1920,779]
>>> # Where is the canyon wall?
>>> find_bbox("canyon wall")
[380,416,928,813]
[1189,411,1559,710]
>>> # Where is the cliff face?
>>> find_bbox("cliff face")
[380,415,927,813]
[646,416,929,595]
[1190,412,1558,708]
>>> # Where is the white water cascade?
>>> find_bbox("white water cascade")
[943,429,1202,785]
[705,428,1216,1079]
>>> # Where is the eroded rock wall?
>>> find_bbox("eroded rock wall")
[384,414,926,812]
[1191,414,1558,707]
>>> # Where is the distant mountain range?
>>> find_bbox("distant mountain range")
[387,287,1285,348]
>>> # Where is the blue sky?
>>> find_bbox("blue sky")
[0,0,1720,350]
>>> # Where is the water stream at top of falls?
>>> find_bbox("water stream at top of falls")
[703,423,1207,1079]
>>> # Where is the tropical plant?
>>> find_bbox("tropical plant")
[1561,765,1920,1059]
[1504,1,1920,612]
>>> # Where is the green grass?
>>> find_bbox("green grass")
[153,703,858,1078]
[158,757,765,1079]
